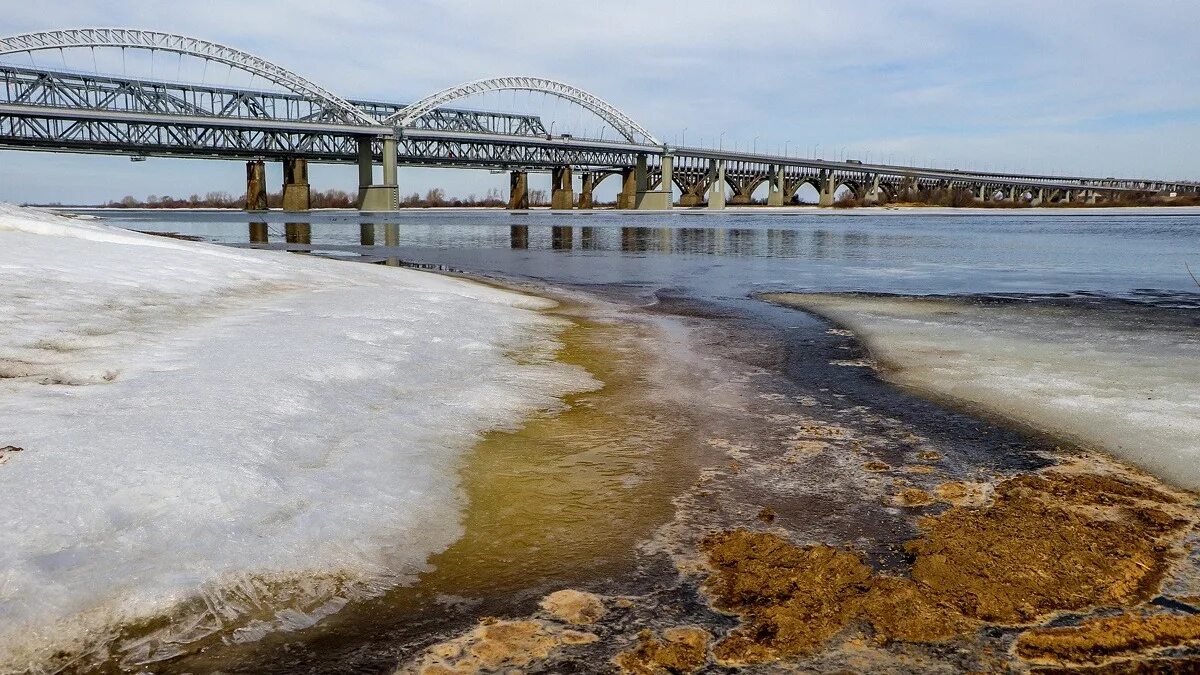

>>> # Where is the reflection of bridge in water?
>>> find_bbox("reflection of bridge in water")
[244,221,926,262]
[5,28,1196,212]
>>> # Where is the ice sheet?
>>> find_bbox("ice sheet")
[0,205,594,669]
[768,293,1200,489]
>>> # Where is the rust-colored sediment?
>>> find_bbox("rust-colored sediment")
[698,467,1196,666]
[893,487,934,507]
[934,480,988,507]
[698,530,971,665]
[1016,612,1200,664]
[406,617,598,674]
[539,590,606,625]
[908,471,1188,624]
[614,627,710,674]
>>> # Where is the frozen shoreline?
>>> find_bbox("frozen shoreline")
[0,205,595,669]
[765,293,1200,490]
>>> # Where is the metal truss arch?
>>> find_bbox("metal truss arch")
[0,28,376,126]
[387,76,660,145]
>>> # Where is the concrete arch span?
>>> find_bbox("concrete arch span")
[386,76,660,145]
[0,28,376,126]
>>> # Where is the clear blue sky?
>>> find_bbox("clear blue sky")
[2,0,1198,204]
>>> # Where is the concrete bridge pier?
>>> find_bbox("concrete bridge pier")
[818,170,836,207]
[617,167,637,209]
[358,137,400,211]
[767,164,785,207]
[508,171,530,209]
[578,172,596,210]
[244,160,267,211]
[1030,188,1045,207]
[551,166,575,210]
[708,160,727,210]
[864,174,883,205]
[249,221,268,243]
[281,158,310,211]
[1085,190,1098,204]
[635,154,673,210]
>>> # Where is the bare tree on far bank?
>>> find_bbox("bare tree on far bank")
[104,187,510,209]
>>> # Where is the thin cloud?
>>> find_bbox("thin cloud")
[1,0,1197,202]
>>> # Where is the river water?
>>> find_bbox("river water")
[72,207,1200,300]
[54,207,1200,673]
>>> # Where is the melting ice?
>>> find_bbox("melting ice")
[768,292,1200,489]
[0,205,595,669]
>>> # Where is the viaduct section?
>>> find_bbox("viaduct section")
[1,28,1196,212]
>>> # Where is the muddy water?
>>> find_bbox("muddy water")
[157,295,726,673]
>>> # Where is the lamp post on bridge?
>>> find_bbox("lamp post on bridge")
[753,136,759,154]
[720,131,725,151]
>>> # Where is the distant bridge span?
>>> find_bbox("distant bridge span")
[1,27,1195,211]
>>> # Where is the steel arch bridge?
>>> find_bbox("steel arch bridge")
[0,27,1196,211]
[385,76,661,145]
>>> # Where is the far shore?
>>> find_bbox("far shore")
[49,204,1200,217]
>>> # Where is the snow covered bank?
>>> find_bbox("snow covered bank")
[0,205,595,669]
[766,293,1200,489]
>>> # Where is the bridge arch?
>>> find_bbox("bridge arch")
[0,28,376,126]
[386,76,660,145]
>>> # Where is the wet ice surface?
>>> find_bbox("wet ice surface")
[0,206,594,669]
[769,293,1200,489]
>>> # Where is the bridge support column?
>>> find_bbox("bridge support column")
[635,154,673,210]
[708,160,727,210]
[1085,190,1098,204]
[249,221,268,243]
[578,172,595,210]
[508,171,530,210]
[865,174,883,205]
[617,167,637,209]
[357,137,401,211]
[244,160,267,211]
[1031,188,1044,207]
[281,158,311,211]
[767,164,785,207]
[818,170,836,207]
[551,165,575,210]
